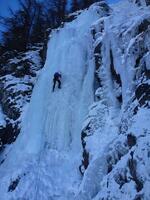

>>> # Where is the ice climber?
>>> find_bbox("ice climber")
[52,72,61,92]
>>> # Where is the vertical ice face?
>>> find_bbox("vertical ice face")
[0,3,105,200]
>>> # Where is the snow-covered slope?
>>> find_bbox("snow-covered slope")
[0,0,150,200]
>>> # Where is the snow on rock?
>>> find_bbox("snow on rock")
[0,45,43,150]
[129,0,150,6]
[76,1,150,200]
[0,106,5,127]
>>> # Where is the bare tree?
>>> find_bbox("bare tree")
[71,0,79,12]
[0,0,69,51]
[82,0,99,9]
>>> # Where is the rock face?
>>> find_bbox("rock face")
[0,44,44,148]
[77,1,150,200]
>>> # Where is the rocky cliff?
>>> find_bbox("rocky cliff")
[78,1,150,199]
[0,44,44,149]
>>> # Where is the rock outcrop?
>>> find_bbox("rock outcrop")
[0,44,44,148]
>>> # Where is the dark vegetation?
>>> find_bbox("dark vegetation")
[0,0,100,54]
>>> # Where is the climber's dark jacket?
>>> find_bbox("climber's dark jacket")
[53,72,61,92]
